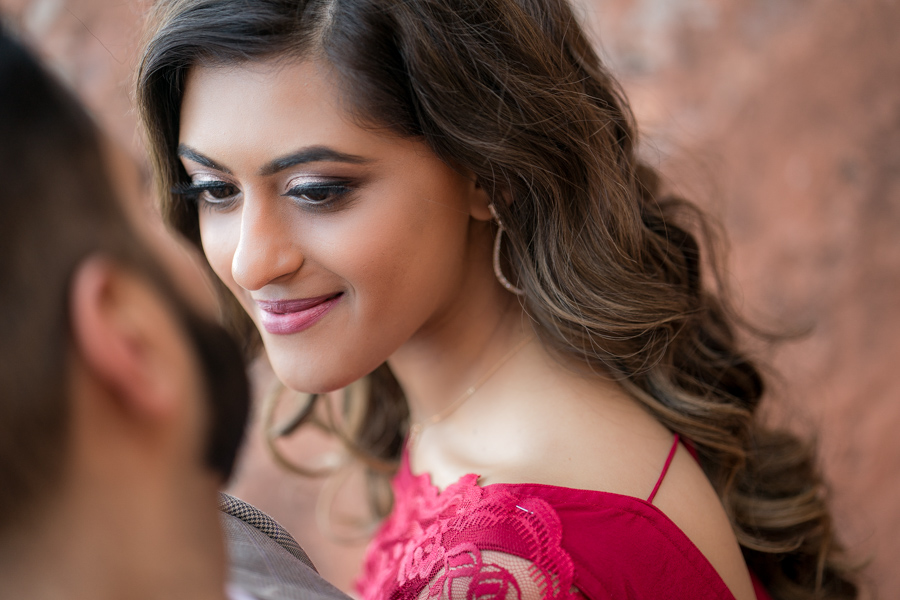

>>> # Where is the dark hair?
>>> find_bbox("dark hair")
[136,0,858,597]
[0,25,250,533]
[0,27,153,531]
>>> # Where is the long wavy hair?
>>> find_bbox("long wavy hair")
[136,0,858,597]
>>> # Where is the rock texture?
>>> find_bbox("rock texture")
[2,0,897,596]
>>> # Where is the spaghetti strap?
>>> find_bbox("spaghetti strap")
[647,433,680,504]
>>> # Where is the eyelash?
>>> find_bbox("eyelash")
[285,181,353,211]
[171,181,238,210]
[171,179,354,212]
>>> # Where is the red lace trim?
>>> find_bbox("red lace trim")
[357,457,583,600]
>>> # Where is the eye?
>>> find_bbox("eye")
[172,180,240,210]
[203,182,239,200]
[284,180,353,210]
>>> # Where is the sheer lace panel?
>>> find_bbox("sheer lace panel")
[418,550,586,600]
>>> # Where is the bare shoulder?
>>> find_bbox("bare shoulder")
[469,387,756,600]
[478,423,756,600]
[651,442,757,600]
[417,349,757,600]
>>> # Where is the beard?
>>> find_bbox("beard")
[178,308,251,483]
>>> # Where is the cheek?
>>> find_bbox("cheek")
[198,213,242,299]
[337,194,467,316]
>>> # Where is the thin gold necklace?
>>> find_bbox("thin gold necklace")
[408,334,534,445]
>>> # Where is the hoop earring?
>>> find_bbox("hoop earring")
[488,204,525,296]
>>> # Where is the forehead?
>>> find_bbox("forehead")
[179,58,383,160]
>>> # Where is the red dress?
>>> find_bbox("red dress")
[357,435,773,600]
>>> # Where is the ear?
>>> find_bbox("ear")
[468,175,513,222]
[466,174,497,222]
[69,256,184,421]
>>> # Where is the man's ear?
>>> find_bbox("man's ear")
[69,256,183,421]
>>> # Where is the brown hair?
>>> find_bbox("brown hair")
[0,27,154,532]
[136,0,858,596]
[0,24,250,534]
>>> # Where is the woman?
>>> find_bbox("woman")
[136,0,858,598]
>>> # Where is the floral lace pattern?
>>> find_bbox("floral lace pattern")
[357,457,584,600]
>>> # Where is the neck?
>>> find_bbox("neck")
[388,277,532,426]
[0,473,227,600]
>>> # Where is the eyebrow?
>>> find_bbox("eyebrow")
[177,144,231,174]
[176,144,370,177]
[259,146,370,176]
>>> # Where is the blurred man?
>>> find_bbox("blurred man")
[0,26,348,600]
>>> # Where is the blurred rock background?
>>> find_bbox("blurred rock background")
[1,0,896,596]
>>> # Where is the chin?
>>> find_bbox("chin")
[263,328,405,397]
[271,358,369,396]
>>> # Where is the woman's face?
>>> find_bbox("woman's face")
[178,59,493,393]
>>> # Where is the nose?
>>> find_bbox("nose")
[231,196,304,291]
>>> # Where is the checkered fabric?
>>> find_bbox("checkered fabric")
[219,493,316,571]
[219,493,351,600]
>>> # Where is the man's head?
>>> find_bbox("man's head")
[0,26,250,538]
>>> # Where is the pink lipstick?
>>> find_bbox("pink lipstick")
[256,293,342,335]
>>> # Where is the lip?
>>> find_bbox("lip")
[256,293,342,335]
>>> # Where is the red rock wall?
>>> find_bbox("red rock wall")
[2,0,896,596]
